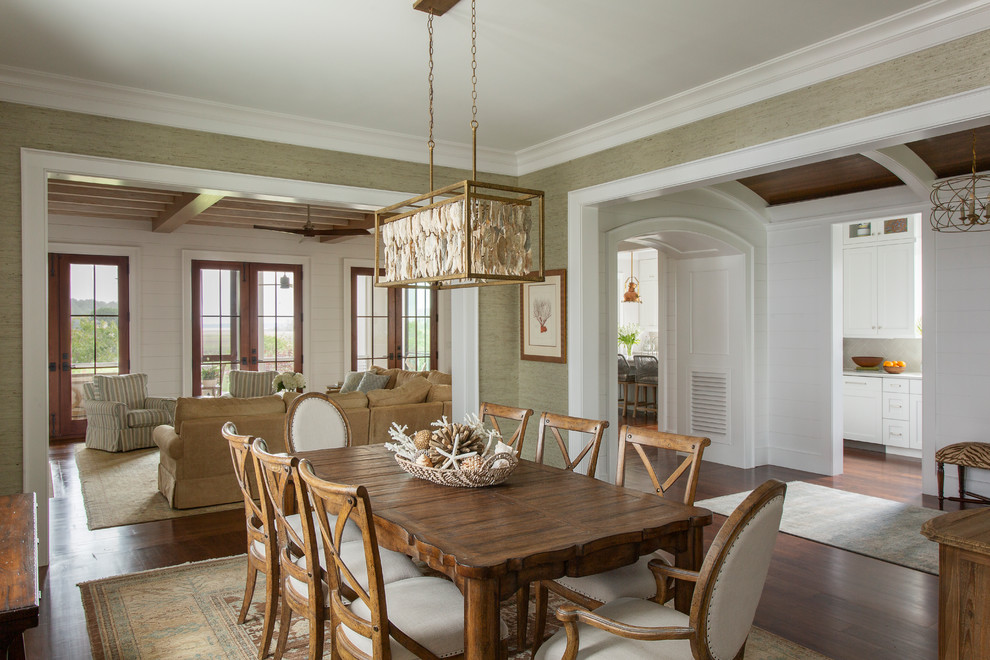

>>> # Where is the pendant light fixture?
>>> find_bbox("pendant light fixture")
[374,0,545,289]
[931,130,990,232]
[622,252,641,303]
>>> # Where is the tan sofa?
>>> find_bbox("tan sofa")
[153,393,300,509]
[329,368,452,445]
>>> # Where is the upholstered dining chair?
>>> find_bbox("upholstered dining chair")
[479,401,534,456]
[517,412,609,649]
[617,354,637,417]
[632,354,659,419]
[82,373,175,452]
[251,440,422,660]
[532,425,711,655]
[285,392,351,453]
[222,422,279,660]
[297,458,507,660]
[228,369,277,398]
[534,479,786,660]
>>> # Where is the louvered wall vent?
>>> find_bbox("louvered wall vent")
[690,371,728,437]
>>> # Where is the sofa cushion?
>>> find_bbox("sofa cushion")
[329,391,370,409]
[340,370,366,394]
[427,384,452,403]
[357,372,390,393]
[94,373,148,409]
[426,371,452,386]
[370,366,401,389]
[173,395,285,434]
[367,376,432,407]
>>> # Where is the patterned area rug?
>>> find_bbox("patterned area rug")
[697,481,941,574]
[80,555,829,659]
[74,444,240,530]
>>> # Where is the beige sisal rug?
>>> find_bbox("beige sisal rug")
[74,444,240,530]
[80,555,830,659]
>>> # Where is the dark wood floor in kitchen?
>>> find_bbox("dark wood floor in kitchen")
[31,421,953,660]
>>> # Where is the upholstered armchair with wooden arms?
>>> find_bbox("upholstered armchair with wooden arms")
[534,479,786,660]
[82,373,175,452]
[228,369,277,398]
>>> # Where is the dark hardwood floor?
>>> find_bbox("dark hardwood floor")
[30,422,953,659]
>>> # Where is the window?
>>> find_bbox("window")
[192,261,302,396]
[351,267,437,371]
[48,254,129,438]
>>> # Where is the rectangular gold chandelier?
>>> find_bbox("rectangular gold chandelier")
[375,179,544,289]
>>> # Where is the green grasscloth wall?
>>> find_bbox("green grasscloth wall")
[3,28,990,490]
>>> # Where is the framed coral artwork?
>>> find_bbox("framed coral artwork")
[520,269,566,363]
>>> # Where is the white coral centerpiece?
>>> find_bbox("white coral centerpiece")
[385,414,512,471]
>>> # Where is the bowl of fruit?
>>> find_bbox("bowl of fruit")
[883,360,906,374]
[851,356,884,368]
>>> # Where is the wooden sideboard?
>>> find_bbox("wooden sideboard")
[0,493,39,660]
[922,507,990,660]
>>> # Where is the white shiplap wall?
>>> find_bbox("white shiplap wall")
[766,222,834,473]
[49,214,373,397]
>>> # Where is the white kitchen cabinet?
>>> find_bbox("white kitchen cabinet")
[842,216,915,245]
[909,379,923,450]
[843,376,882,444]
[842,236,917,338]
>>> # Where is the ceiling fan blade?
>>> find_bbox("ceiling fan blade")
[253,224,308,235]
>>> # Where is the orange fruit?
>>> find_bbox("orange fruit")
[896,361,906,367]
[883,361,893,367]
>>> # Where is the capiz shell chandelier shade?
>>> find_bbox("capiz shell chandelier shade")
[376,180,544,289]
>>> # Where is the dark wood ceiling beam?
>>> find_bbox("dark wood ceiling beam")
[152,193,225,233]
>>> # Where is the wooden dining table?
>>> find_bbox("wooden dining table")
[297,444,712,660]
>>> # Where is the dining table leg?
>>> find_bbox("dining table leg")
[463,577,503,660]
[674,526,704,613]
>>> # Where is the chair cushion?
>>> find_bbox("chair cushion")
[340,371,367,394]
[367,377,431,407]
[554,550,672,603]
[935,442,990,469]
[126,408,172,428]
[94,373,148,409]
[533,597,692,660]
[229,370,277,398]
[286,540,422,605]
[357,372,390,393]
[341,576,470,659]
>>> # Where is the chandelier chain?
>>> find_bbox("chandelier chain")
[428,10,435,191]
[471,0,478,130]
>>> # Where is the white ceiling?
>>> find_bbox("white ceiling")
[1,0,985,175]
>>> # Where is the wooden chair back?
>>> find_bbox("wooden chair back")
[251,439,323,609]
[222,423,268,550]
[285,392,352,453]
[689,479,786,660]
[297,460,427,660]
[615,425,710,505]
[479,401,534,455]
[534,412,609,478]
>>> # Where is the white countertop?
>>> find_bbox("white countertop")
[842,369,922,379]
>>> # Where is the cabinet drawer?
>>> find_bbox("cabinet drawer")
[883,419,910,448]
[883,392,909,421]
[844,376,881,392]
[883,378,908,393]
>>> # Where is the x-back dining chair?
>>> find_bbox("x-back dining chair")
[222,422,278,660]
[532,425,711,655]
[296,459,505,659]
[285,391,352,453]
[534,480,787,660]
[251,440,421,660]
[518,412,609,649]
[479,401,534,456]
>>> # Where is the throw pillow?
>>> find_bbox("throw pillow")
[367,376,432,407]
[356,371,390,393]
[339,371,366,394]
[427,384,452,403]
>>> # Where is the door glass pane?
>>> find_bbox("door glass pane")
[198,266,240,396]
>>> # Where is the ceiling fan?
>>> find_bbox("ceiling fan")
[253,205,354,237]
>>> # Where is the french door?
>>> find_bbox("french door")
[48,254,129,438]
[192,261,302,396]
[351,267,437,372]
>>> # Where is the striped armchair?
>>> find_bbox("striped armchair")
[227,370,277,398]
[82,374,176,452]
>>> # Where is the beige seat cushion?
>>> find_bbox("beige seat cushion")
[367,377,432,408]
[553,550,673,603]
[534,597,691,660]
[342,576,469,660]
[285,541,422,605]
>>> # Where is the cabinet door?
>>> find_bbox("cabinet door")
[843,378,882,443]
[843,247,877,337]
[843,221,878,245]
[883,391,909,421]
[876,241,916,337]
[875,216,914,243]
[909,393,923,450]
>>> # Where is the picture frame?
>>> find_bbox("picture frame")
[520,269,566,363]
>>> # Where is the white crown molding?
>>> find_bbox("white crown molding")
[516,0,990,175]
[0,65,518,176]
[2,1,988,178]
